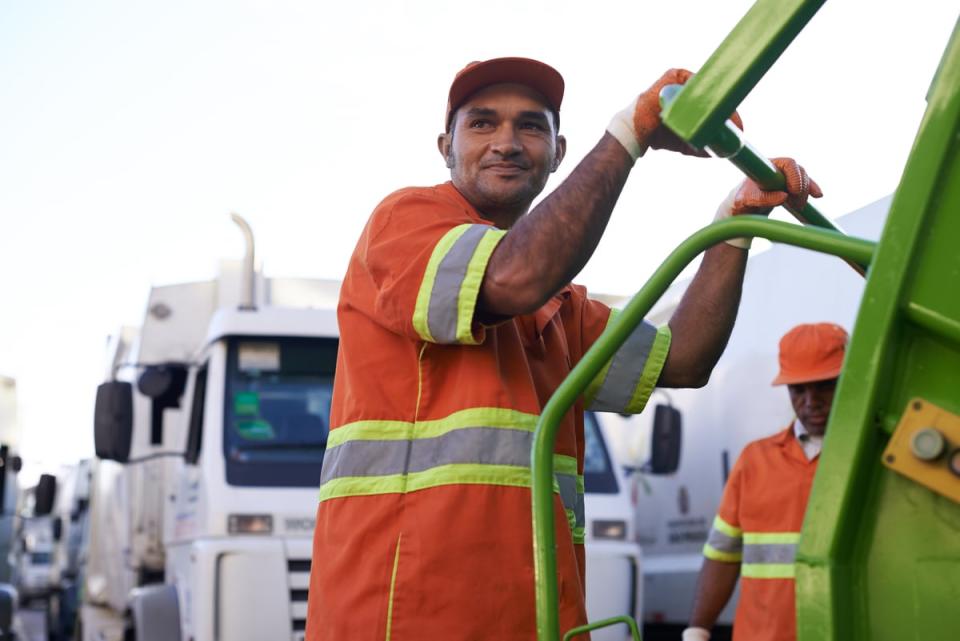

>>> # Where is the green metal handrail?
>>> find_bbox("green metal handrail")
[660,84,866,276]
[531,216,876,641]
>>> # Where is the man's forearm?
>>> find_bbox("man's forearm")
[689,558,741,630]
[479,133,633,317]
[659,243,748,388]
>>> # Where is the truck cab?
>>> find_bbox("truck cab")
[85,241,341,641]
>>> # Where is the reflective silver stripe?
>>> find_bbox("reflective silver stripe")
[706,526,743,554]
[743,542,797,565]
[556,473,578,516]
[320,426,532,484]
[588,321,657,413]
[575,489,584,530]
[428,224,492,343]
[555,474,585,530]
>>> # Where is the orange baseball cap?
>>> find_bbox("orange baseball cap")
[771,322,849,386]
[445,57,565,131]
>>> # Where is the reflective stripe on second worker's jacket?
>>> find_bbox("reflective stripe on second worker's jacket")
[319,407,585,541]
[704,520,800,578]
[412,223,506,345]
[740,532,800,579]
[584,310,672,415]
[703,515,743,562]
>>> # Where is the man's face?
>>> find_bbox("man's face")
[438,83,565,225]
[787,378,838,437]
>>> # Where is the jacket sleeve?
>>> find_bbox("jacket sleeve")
[577,290,671,414]
[354,190,506,345]
[703,453,744,563]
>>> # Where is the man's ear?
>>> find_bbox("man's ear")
[551,135,567,172]
[437,133,454,168]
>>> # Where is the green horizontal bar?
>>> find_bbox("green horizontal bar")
[533,216,875,640]
[660,0,827,148]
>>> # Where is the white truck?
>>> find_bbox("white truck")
[0,376,24,638]
[83,217,340,641]
[598,197,890,639]
[45,460,93,640]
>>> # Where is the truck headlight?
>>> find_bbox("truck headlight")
[592,519,627,541]
[228,514,273,535]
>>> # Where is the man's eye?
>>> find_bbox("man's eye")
[470,119,492,129]
[521,121,546,131]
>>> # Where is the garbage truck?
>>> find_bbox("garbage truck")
[82,216,340,641]
[527,1,960,640]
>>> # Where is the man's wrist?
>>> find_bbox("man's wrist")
[714,186,751,250]
[606,97,647,161]
[682,626,711,641]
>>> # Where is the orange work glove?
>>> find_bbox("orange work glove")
[607,68,744,160]
[715,157,824,249]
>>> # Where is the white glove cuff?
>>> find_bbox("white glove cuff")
[682,626,711,641]
[606,97,645,161]
[714,185,751,249]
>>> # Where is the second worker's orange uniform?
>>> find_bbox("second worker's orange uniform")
[703,425,819,641]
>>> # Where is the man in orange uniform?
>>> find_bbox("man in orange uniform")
[683,322,848,641]
[307,57,821,641]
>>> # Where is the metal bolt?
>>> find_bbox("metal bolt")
[910,427,946,461]
[949,449,960,478]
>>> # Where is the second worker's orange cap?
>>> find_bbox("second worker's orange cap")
[771,322,849,386]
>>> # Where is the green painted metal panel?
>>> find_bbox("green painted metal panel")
[797,17,960,641]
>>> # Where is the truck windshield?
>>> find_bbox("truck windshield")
[223,336,338,487]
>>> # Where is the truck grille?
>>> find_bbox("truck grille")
[288,559,311,639]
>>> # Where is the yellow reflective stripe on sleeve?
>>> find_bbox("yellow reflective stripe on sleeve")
[741,563,796,579]
[565,508,577,532]
[624,325,672,413]
[413,224,471,343]
[583,309,619,407]
[554,454,578,476]
[703,543,743,563]
[327,407,540,448]
[319,463,560,502]
[573,527,585,545]
[743,532,801,545]
[456,228,506,345]
[713,515,742,538]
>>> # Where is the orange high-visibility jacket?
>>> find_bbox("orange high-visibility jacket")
[306,182,670,641]
[703,425,818,641]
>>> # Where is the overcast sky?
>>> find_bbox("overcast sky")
[0,1,956,478]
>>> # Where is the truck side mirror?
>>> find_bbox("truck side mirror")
[138,364,188,446]
[649,404,682,474]
[34,473,57,516]
[94,381,134,463]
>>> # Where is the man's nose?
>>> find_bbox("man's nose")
[490,124,522,155]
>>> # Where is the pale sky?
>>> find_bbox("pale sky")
[1,1,956,478]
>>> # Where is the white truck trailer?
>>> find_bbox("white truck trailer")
[83,217,340,641]
[597,197,890,639]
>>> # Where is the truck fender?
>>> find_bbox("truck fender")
[128,584,181,641]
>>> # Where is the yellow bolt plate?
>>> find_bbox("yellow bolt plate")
[882,398,960,504]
